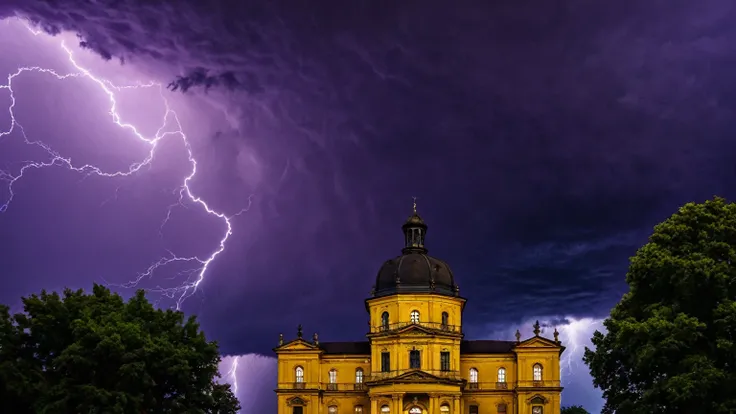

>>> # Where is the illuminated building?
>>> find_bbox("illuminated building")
[274,203,565,414]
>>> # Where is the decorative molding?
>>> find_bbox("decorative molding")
[286,396,308,406]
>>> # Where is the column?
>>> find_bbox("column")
[370,397,378,414]
[392,394,403,414]
[452,396,460,414]
[429,394,440,414]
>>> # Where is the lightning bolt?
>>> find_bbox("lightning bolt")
[0,20,249,309]
[554,317,602,383]
[227,356,240,396]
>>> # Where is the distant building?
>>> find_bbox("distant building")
[274,203,565,414]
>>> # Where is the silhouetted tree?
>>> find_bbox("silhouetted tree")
[0,284,240,413]
[584,197,736,413]
[561,405,590,414]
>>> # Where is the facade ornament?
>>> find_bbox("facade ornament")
[515,329,521,343]
[313,332,319,345]
[297,324,303,339]
[533,320,541,336]
[279,333,284,346]
[553,327,560,344]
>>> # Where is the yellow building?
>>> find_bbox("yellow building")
[274,205,565,414]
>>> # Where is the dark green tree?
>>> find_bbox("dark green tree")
[584,197,736,414]
[561,406,590,414]
[0,284,240,414]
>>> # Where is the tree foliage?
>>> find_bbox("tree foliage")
[0,284,240,414]
[584,197,736,413]
[561,406,590,414]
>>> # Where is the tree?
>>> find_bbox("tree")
[0,284,240,414]
[561,406,590,414]
[584,197,736,414]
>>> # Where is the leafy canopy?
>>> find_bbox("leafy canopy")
[0,284,240,414]
[561,406,590,414]
[584,197,736,414]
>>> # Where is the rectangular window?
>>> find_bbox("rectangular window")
[440,351,450,371]
[469,406,478,414]
[381,352,390,372]
[293,407,304,414]
[409,350,421,369]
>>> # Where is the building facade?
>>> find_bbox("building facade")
[274,206,565,414]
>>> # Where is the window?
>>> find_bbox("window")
[409,350,421,369]
[497,367,506,382]
[381,312,389,330]
[440,404,450,412]
[293,407,304,414]
[469,368,478,383]
[469,406,479,414]
[497,403,507,413]
[532,407,543,414]
[355,406,363,413]
[410,408,422,414]
[533,363,543,381]
[441,311,449,328]
[329,369,337,383]
[381,405,390,413]
[355,368,363,383]
[295,366,304,383]
[440,351,450,371]
[328,406,337,413]
[410,310,420,323]
[381,352,391,372]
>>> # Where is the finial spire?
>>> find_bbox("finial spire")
[553,327,560,344]
[313,332,319,345]
[412,196,417,214]
[402,197,428,254]
[279,333,284,346]
[515,329,521,343]
[297,324,303,339]
[533,320,541,336]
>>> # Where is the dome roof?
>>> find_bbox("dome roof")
[372,203,459,298]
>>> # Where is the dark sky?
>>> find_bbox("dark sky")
[2,1,736,412]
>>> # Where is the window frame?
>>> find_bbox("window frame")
[497,367,506,383]
[329,368,337,384]
[381,312,390,330]
[295,366,304,383]
[381,351,391,372]
[355,368,364,383]
[410,310,420,323]
[533,363,543,381]
[440,351,451,372]
[409,349,421,369]
[469,367,479,383]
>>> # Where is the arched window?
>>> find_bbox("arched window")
[329,368,337,383]
[532,407,543,414]
[533,363,543,381]
[440,404,450,412]
[328,406,337,414]
[469,367,479,383]
[441,311,449,329]
[355,368,364,383]
[381,405,390,413]
[497,367,506,383]
[381,312,389,330]
[410,310,420,323]
[409,408,422,414]
[295,366,304,383]
[354,406,363,413]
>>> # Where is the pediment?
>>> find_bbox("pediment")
[287,396,308,406]
[274,338,319,352]
[527,394,548,404]
[394,370,440,381]
[515,336,560,349]
[397,324,434,335]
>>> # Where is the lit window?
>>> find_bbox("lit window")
[469,368,479,383]
[469,406,479,414]
[329,369,337,383]
[355,407,363,413]
[410,310,420,323]
[497,367,506,382]
[533,364,543,381]
[328,406,337,413]
[410,408,422,414]
[532,407,543,414]
[440,404,450,412]
[381,405,390,413]
[381,312,389,330]
[295,366,304,383]
[355,368,363,383]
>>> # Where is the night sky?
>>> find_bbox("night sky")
[2,1,736,413]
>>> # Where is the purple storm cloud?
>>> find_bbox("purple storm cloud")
[3,1,736,412]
